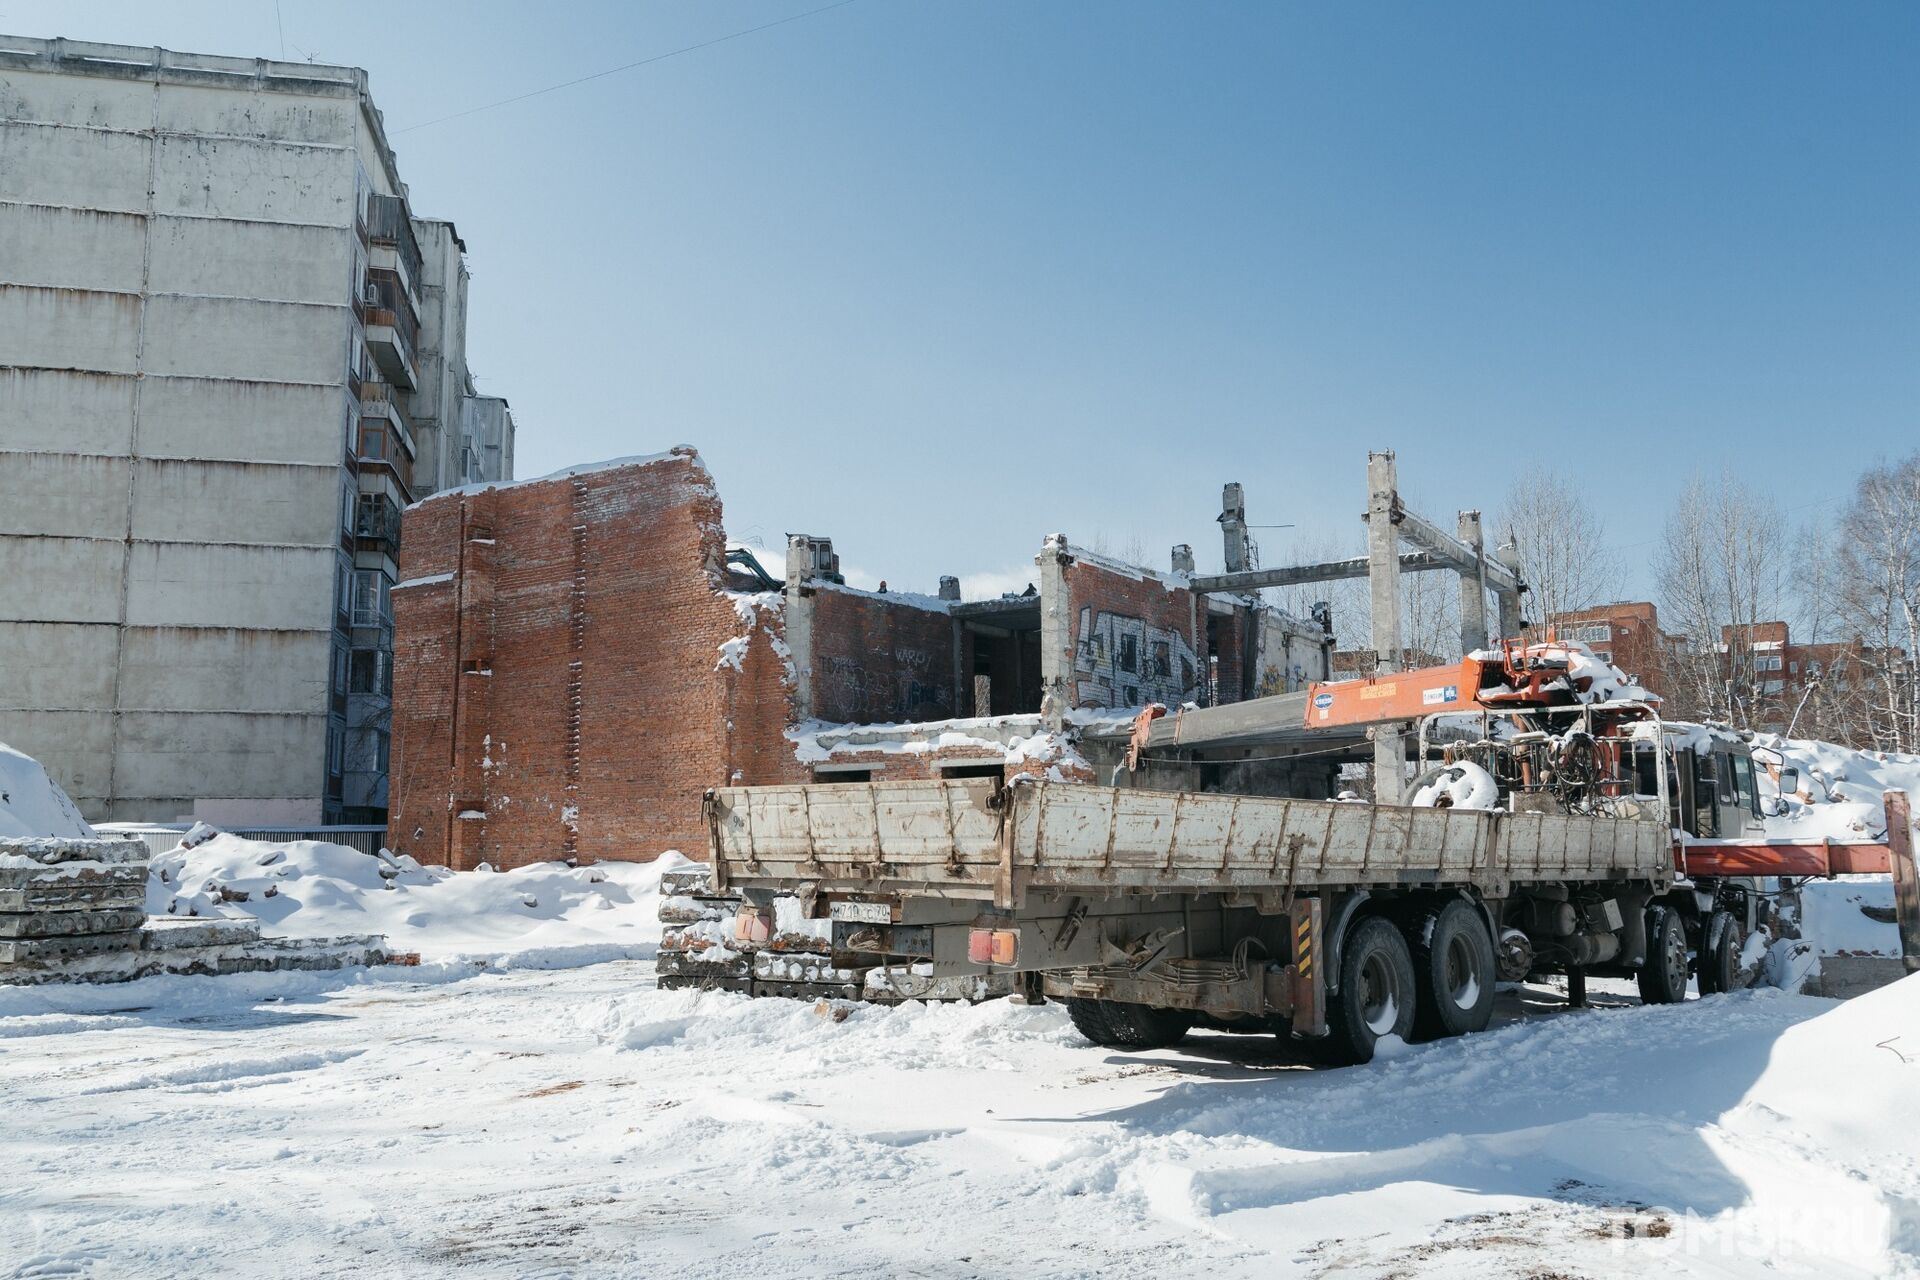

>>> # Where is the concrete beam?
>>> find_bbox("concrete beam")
[1190,552,1454,593]
[1394,505,1521,594]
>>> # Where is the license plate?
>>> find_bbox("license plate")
[829,900,892,925]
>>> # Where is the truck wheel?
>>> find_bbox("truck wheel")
[1636,905,1690,1005]
[1319,916,1417,1064]
[1064,998,1192,1050]
[1410,899,1497,1039]
[1696,910,1740,996]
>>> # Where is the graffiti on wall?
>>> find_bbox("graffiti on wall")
[818,646,953,723]
[1074,607,1199,709]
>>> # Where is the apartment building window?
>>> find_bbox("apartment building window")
[351,570,392,628]
[1562,623,1612,645]
[334,555,353,621]
[349,649,391,696]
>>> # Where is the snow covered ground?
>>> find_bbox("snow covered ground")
[4,947,1918,1278]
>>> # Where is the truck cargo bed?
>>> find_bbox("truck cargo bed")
[708,779,1671,906]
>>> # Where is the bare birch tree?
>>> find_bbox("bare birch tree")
[1496,467,1623,624]
[1832,455,1920,752]
[1654,472,1789,727]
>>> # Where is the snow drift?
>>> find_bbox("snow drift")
[147,832,681,966]
[0,741,95,839]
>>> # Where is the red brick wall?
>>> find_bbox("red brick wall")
[389,450,798,870]
[1063,555,1205,709]
[807,586,960,725]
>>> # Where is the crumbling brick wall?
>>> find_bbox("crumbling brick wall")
[807,586,961,725]
[389,450,800,870]
[1061,552,1206,710]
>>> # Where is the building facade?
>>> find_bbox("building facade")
[0,36,513,824]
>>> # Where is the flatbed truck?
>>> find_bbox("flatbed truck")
[706,643,1913,1063]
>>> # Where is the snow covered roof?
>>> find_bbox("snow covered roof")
[408,447,706,509]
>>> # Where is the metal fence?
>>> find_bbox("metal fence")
[95,824,389,857]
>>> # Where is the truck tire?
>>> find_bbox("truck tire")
[1636,904,1690,1005]
[1409,899,1497,1039]
[1064,998,1192,1050]
[1319,916,1417,1064]
[1696,909,1740,996]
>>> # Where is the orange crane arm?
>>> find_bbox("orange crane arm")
[1302,658,1489,729]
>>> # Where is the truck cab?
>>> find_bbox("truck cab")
[1675,741,1767,841]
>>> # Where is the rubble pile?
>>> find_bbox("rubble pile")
[0,836,149,969]
[655,865,1008,1004]
[0,833,392,986]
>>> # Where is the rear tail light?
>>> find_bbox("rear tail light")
[967,928,1018,967]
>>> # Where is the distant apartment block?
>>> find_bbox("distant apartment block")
[0,36,514,824]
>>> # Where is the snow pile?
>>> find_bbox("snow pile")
[0,741,95,838]
[1753,732,1920,843]
[1795,877,1899,957]
[1410,760,1500,810]
[789,713,1060,767]
[146,832,686,966]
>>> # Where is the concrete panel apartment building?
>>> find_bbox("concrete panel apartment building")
[0,36,514,824]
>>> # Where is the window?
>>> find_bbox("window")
[334,555,353,619]
[351,570,391,628]
[332,646,349,697]
[1756,655,1783,672]
[1151,641,1171,678]
[326,725,345,779]
[358,424,388,461]
[350,649,389,695]
[375,730,390,775]
[1118,634,1138,674]
[1563,623,1612,645]
[1762,679,1785,695]
[1729,753,1761,818]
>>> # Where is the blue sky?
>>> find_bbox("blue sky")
[21,2,1919,602]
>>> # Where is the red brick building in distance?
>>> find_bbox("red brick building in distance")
[387,449,1335,870]
[1535,601,1671,700]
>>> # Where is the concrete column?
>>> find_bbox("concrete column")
[1457,509,1489,656]
[937,575,961,601]
[1494,538,1524,641]
[1036,534,1074,729]
[784,535,818,723]
[1221,483,1251,574]
[1170,544,1195,576]
[1366,452,1406,804]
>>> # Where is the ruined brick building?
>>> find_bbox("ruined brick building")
[387,449,1333,869]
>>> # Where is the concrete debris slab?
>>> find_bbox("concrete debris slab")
[0,907,146,939]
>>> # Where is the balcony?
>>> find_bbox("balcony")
[366,193,424,303]
[361,270,418,390]
[355,492,403,555]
